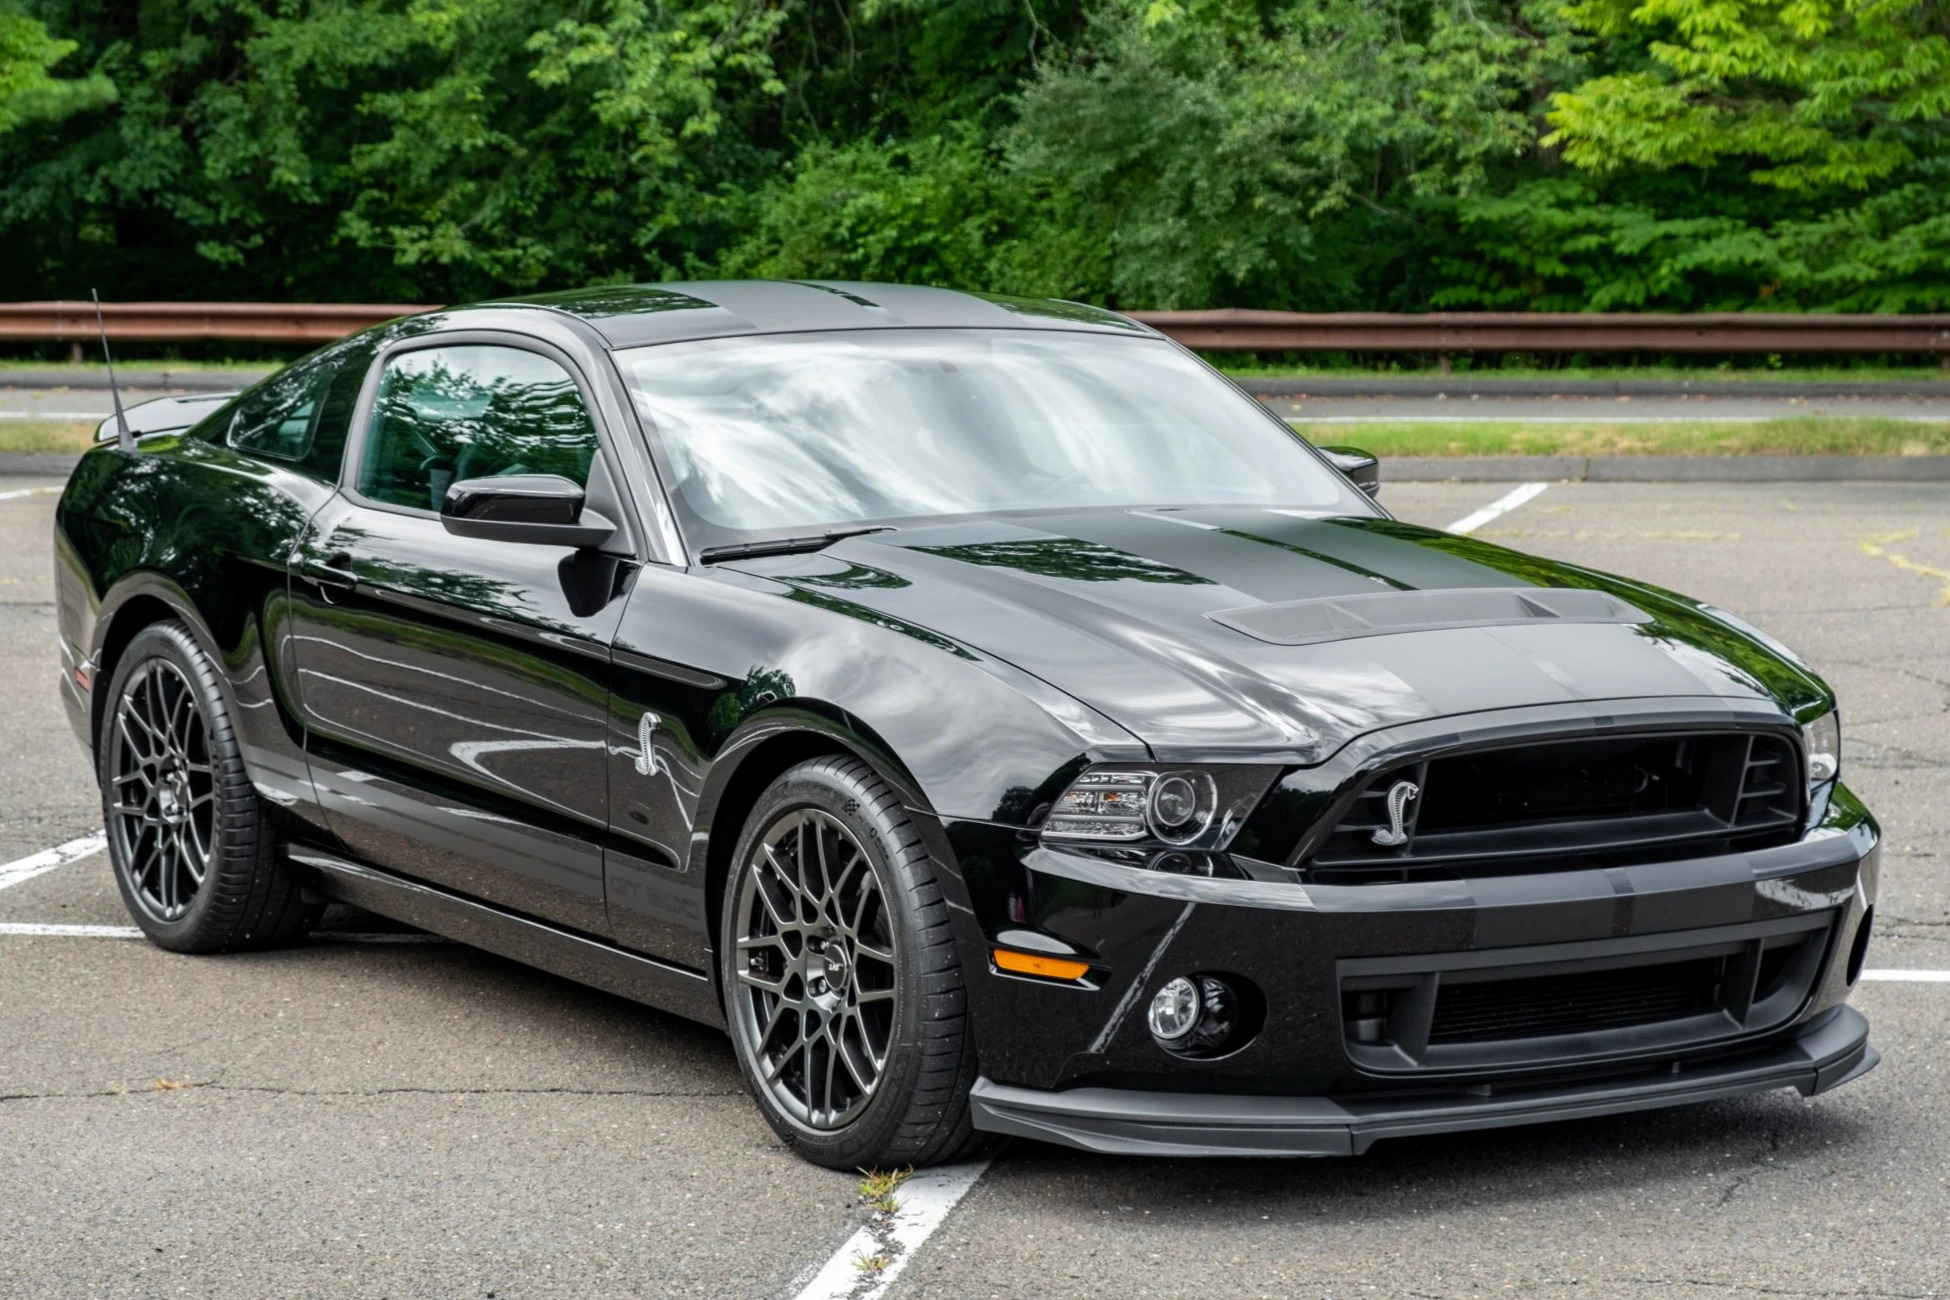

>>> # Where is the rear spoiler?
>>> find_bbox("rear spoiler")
[94,392,239,443]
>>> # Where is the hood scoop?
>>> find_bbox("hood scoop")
[1209,586,1649,647]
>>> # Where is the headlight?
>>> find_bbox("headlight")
[1040,765,1271,850]
[1802,710,1840,787]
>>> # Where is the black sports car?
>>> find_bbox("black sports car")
[54,282,1877,1168]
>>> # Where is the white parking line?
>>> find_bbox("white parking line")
[793,1160,992,1300]
[0,833,108,891]
[0,486,63,502]
[1447,482,1550,535]
[1860,969,1950,983]
[0,921,139,938]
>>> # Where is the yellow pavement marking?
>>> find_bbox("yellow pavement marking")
[1858,529,1950,604]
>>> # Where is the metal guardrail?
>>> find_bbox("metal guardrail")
[1126,309,1950,355]
[7,300,1950,357]
[0,301,426,348]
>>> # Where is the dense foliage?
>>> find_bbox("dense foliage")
[3,0,1947,310]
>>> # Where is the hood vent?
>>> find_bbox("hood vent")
[1209,586,1649,647]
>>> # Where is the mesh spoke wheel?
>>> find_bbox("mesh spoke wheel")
[107,660,215,923]
[732,807,899,1132]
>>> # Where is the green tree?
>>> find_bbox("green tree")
[997,0,1580,307]
[0,8,112,133]
[1545,0,1950,191]
[1435,0,1950,310]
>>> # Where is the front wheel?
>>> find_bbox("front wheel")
[720,756,980,1169]
[99,620,320,952]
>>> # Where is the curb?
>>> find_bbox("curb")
[1385,454,1950,482]
[1,368,268,393]
[1239,375,1950,400]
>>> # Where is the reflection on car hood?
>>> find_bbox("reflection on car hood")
[742,507,1828,760]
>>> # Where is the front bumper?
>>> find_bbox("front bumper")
[970,1004,1876,1157]
[942,775,1880,1147]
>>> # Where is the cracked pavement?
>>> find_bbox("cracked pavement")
[1,477,1946,1298]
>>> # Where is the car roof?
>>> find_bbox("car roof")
[473,280,1155,350]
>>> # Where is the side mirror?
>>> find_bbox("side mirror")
[441,474,617,548]
[1320,446,1381,498]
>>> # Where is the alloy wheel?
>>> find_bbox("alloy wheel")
[108,660,215,923]
[732,808,899,1131]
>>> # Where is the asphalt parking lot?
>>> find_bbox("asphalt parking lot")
[2,474,1946,1299]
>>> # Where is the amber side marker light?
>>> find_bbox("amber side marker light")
[992,948,1091,981]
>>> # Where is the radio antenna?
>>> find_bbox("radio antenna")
[90,290,134,453]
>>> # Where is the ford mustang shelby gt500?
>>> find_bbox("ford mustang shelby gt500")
[55,282,1877,1168]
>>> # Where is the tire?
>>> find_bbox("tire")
[98,620,321,952]
[719,755,982,1169]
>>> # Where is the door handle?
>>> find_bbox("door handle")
[302,553,358,600]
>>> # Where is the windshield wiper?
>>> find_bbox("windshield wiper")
[697,525,897,564]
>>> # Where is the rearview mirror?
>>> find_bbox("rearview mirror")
[440,474,617,548]
[1319,446,1381,498]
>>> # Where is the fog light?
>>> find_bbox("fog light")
[1147,977,1201,1045]
[1147,974,1243,1054]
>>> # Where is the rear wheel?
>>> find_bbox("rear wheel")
[100,621,320,952]
[720,755,981,1169]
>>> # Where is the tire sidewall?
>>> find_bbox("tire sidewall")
[98,623,230,948]
[719,762,940,1167]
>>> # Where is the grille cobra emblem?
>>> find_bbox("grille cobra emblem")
[633,713,660,777]
[1371,779,1419,847]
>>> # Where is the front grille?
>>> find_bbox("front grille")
[1308,730,1802,876]
[1428,959,1721,1044]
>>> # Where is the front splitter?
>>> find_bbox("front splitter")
[970,1005,1875,1158]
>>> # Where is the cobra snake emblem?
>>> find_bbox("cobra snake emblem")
[1370,779,1420,847]
[633,713,660,777]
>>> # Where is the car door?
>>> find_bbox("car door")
[288,336,636,932]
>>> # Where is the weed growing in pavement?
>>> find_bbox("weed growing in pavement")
[857,1167,910,1217]
[851,1167,914,1278]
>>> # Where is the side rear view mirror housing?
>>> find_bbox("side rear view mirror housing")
[1320,446,1381,498]
[441,474,617,548]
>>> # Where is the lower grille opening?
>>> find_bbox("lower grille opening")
[1338,916,1832,1075]
[1428,958,1721,1044]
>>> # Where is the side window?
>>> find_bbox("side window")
[357,345,601,513]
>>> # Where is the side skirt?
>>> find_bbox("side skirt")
[291,848,727,1030]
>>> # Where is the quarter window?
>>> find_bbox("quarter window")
[357,344,601,513]
[230,363,330,462]
[226,332,379,482]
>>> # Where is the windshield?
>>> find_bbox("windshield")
[617,329,1371,544]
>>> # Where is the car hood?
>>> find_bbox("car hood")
[739,507,1828,761]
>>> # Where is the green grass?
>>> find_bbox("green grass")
[0,421,98,453]
[1295,417,1950,457]
[1222,359,1950,384]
